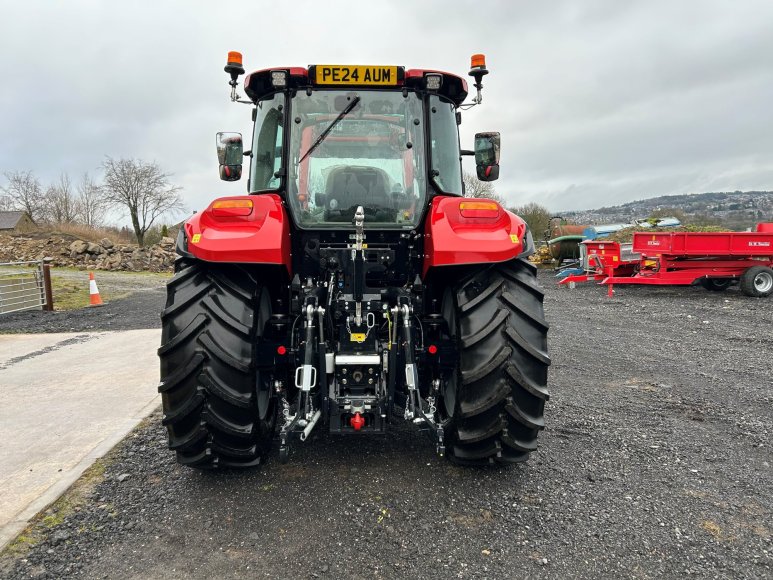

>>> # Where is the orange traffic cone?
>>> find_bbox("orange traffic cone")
[89,272,104,307]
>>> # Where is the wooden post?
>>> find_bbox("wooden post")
[42,263,54,311]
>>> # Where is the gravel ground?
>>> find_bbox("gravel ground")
[0,270,166,333]
[1,271,771,579]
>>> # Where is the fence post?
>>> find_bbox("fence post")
[42,263,54,311]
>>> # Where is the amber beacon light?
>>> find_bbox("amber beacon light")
[470,54,487,69]
[468,53,489,105]
[225,51,245,79]
[224,51,246,101]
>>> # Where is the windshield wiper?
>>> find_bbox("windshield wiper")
[298,96,361,164]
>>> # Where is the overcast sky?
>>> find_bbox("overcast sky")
[1,0,772,220]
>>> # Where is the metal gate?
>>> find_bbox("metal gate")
[0,261,53,314]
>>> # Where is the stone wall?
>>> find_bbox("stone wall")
[0,234,177,272]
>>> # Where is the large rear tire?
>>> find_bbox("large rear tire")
[158,258,276,468]
[440,258,550,466]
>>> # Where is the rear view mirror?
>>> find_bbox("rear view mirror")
[474,131,500,181]
[217,132,243,181]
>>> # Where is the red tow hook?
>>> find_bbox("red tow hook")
[350,412,365,431]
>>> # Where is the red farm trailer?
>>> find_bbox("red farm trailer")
[559,240,639,286]
[602,223,773,297]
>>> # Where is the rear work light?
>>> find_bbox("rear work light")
[424,73,443,91]
[212,199,254,217]
[459,200,499,219]
[271,70,288,88]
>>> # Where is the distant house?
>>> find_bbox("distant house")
[0,211,36,233]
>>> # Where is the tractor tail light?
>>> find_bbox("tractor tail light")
[212,199,254,217]
[459,201,499,219]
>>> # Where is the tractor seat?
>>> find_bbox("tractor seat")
[327,171,367,213]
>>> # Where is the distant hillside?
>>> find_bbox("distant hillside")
[563,191,773,230]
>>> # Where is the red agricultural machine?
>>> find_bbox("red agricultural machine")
[558,240,639,287]
[602,224,773,296]
[158,54,550,467]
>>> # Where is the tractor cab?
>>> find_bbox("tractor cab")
[217,61,499,231]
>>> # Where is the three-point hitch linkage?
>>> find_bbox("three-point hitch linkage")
[277,207,444,462]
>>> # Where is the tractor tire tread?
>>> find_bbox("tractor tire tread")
[443,258,549,466]
[198,370,253,408]
[157,313,208,356]
[159,260,276,469]
[161,389,204,426]
[461,346,511,385]
[460,309,509,348]
[168,425,208,451]
[198,331,252,373]
[458,278,504,314]
[158,352,206,394]
[202,294,253,337]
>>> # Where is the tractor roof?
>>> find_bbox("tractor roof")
[244,65,468,106]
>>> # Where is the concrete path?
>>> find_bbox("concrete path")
[0,330,161,549]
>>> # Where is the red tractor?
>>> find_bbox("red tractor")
[158,54,550,467]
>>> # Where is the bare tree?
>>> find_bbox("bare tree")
[462,170,507,205]
[76,172,108,227]
[45,172,80,224]
[510,202,552,239]
[1,170,46,223]
[101,157,184,246]
[0,192,11,211]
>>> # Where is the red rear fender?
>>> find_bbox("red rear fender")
[184,194,291,275]
[423,196,528,277]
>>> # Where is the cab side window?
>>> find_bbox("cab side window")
[429,95,462,195]
[251,93,285,191]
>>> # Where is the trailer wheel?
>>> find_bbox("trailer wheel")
[740,266,773,298]
[700,278,733,292]
[158,258,276,468]
[440,258,550,466]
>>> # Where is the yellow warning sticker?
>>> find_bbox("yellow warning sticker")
[191,234,201,243]
[510,234,519,243]
[350,333,366,342]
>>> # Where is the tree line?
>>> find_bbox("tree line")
[0,158,184,246]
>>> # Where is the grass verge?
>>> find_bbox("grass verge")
[50,269,170,311]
